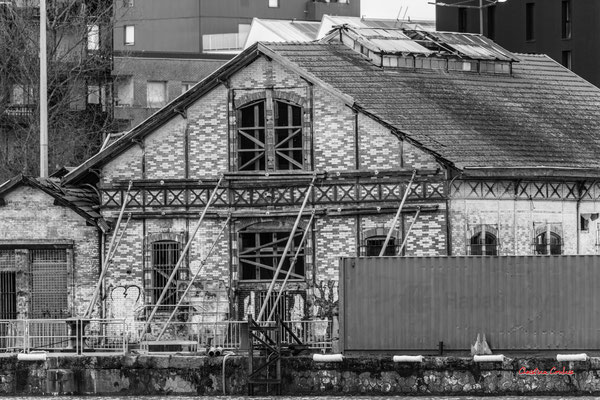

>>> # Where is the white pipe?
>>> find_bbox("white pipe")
[392,355,423,363]
[473,354,505,362]
[142,175,224,340]
[18,352,47,361]
[379,170,416,256]
[208,347,216,357]
[155,214,231,340]
[257,174,317,321]
[313,353,343,362]
[557,353,588,362]
[39,0,48,178]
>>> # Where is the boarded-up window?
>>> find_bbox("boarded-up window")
[237,99,303,171]
[239,229,305,281]
[147,81,166,108]
[30,249,68,318]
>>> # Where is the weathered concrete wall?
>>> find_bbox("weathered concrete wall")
[2,355,600,396]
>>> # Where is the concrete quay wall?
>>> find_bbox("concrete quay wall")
[1,354,600,396]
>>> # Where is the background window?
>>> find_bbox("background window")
[525,3,535,41]
[268,0,279,8]
[124,25,135,45]
[458,8,467,33]
[115,76,134,106]
[181,82,196,94]
[147,81,167,108]
[10,84,34,105]
[87,24,99,51]
[562,50,572,70]
[562,0,571,39]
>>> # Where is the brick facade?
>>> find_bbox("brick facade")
[0,186,100,318]
[96,55,450,332]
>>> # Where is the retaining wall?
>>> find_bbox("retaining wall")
[1,354,600,396]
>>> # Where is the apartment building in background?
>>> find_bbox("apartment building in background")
[112,0,361,130]
[436,0,600,87]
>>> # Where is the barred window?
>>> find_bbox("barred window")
[150,241,181,308]
[239,229,305,281]
[361,236,397,256]
[0,250,16,320]
[237,99,303,171]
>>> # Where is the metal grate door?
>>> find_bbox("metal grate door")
[0,250,16,320]
[30,249,68,318]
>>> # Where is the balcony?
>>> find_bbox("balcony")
[1,105,35,120]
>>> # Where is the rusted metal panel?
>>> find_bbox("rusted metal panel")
[341,256,600,352]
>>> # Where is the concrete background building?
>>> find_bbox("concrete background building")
[435,0,600,87]
[112,0,361,129]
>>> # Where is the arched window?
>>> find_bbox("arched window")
[237,98,303,171]
[535,232,562,255]
[470,231,498,256]
[150,240,181,308]
[239,225,305,281]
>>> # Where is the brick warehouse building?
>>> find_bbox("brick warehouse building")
[4,26,600,346]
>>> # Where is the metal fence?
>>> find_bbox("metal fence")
[139,319,333,351]
[340,255,600,352]
[0,319,126,355]
[1,318,332,354]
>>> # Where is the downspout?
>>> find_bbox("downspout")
[99,229,105,319]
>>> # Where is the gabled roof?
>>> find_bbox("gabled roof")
[267,40,600,172]
[63,27,600,183]
[0,175,108,231]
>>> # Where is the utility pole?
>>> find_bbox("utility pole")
[39,0,48,178]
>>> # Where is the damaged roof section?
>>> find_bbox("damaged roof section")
[0,175,107,231]
[334,26,519,72]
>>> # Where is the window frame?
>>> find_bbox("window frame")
[533,223,563,255]
[146,81,167,108]
[468,224,499,256]
[525,3,535,41]
[149,240,182,310]
[361,235,397,256]
[124,25,135,46]
[238,228,306,282]
[236,98,305,172]
[561,0,571,39]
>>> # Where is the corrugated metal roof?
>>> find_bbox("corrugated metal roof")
[254,19,320,42]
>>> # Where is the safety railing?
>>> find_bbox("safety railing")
[0,318,127,355]
[139,319,333,351]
